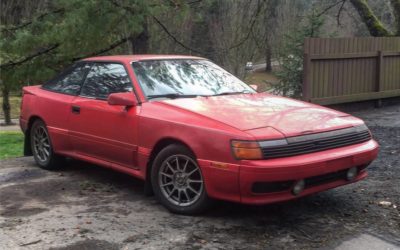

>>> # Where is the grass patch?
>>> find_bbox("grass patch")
[0,96,22,120]
[0,131,24,159]
[245,70,279,92]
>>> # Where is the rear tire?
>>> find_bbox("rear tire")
[151,144,212,215]
[30,119,64,170]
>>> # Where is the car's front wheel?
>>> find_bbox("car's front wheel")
[30,119,64,170]
[151,144,212,214]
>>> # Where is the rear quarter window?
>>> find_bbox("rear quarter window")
[42,63,91,95]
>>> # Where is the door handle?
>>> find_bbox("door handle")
[71,105,80,114]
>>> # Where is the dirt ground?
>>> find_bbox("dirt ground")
[0,105,399,250]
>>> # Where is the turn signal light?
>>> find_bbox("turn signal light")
[231,140,263,160]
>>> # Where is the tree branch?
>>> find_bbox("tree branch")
[391,0,400,35]
[187,0,203,5]
[108,0,205,54]
[1,9,64,34]
[0,44,60,70]
[110,0,265,55]
[225,0,265,51]
[317,0,346,17]
[151,16,204,54]
[336,0,347,26]
[72,36,132,61]
[349,0,392,36]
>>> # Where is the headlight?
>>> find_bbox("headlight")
[231,140,263,160]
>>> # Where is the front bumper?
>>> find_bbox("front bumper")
[199,139,379,204]
[239,139,379,204]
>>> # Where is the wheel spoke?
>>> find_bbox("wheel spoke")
[161,172,173,179]
[43,147,50,157]
[188,179,203,184]
[188,186,200,195]
[168,188,176,198]
[38,128,43,138]
[166,162,176,173]
[161,182,173,187]
[182,159,189,173]
[175,156,180,170]
[183,189,190,201]
[38,149,44,160]
[188,168,199,176]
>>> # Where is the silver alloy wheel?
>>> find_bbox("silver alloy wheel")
[158,154,204,207]
[33,125,51,162]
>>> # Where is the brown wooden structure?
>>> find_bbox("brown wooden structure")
[302,37,400,105]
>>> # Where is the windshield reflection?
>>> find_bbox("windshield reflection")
[132,59,254,98]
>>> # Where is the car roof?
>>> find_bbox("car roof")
[83,54,206,63]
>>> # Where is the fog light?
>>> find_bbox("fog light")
[292,180,305,196]
[346,167,358,181]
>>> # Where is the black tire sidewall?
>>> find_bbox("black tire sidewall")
[151,144,211,215]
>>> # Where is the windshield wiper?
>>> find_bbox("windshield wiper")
[147,93,200,100]
[212,91,251,96]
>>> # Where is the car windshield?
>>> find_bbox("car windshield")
[132,59,255,99]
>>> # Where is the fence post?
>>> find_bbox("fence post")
[303,52,311,102]
[375,50,383,107]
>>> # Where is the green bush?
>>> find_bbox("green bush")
[274,13,324,98]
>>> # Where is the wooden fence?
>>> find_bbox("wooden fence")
[302,37,400,105]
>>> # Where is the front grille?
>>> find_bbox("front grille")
[261,125,371,159]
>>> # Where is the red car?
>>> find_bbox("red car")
[20,55,379,214]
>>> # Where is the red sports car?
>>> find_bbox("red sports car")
[20,55,379,214]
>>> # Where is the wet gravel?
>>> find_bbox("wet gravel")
[0,105,399,249]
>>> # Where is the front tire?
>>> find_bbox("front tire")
[30,119,64,170]
[151,144,212,214]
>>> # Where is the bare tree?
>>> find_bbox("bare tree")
[322,0,400,36]
[208,0,265,78]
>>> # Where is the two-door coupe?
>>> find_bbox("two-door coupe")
[20,55,379,214]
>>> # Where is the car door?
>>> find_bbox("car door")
[40,62,91,153]
[68,62,140,169]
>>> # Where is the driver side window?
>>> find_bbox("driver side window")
[80,63,132,100]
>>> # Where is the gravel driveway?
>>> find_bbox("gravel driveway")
[1,105,399,250]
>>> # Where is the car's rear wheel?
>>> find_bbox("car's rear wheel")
[151,144,212,214]
[31,119,64,170]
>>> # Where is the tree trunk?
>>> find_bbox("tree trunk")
[265,41,272,72]
[391,0,400,35]
[349,0,392,36]
[130,21,149,54]
[2,87,12,125]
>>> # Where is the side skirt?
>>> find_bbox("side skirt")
[57,151,145,180]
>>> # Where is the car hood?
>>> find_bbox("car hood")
[161,93,364,137]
